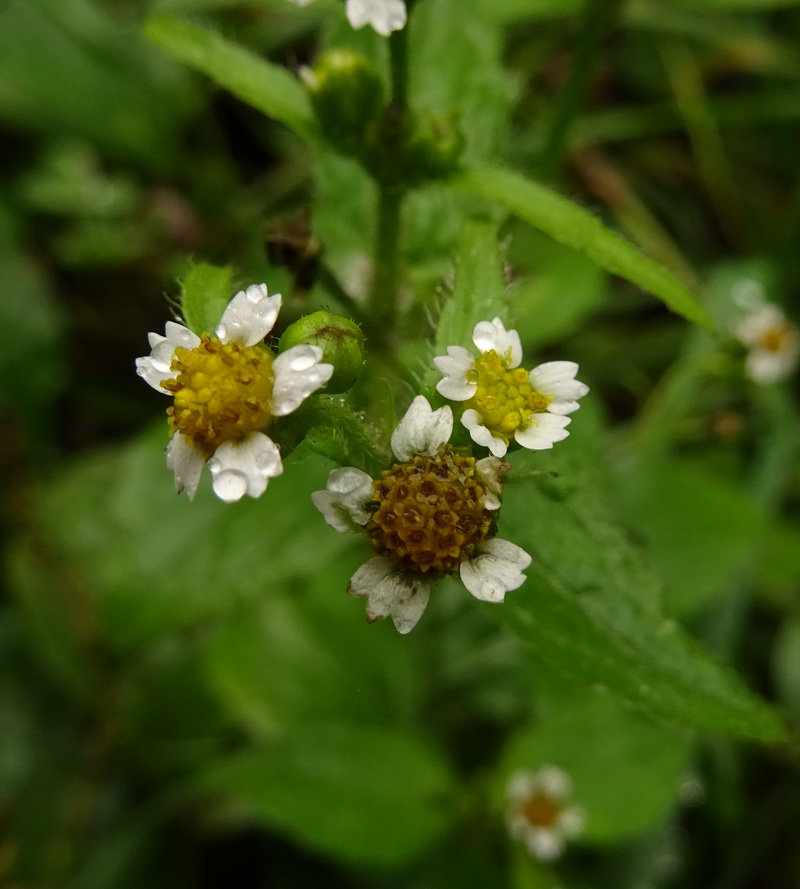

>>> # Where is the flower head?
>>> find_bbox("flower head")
[287,0,406,36]
[506,766,585,862]
[733,299,799,384]
[137,284,333,502]
[434,318,589,458]
[312,395,531,633]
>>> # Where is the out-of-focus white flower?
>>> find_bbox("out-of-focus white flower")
[137,284,333,502]
[434,318,589,458]
[506,766,585,862]
[287,0,406,36]
[312,395,531,633]
[733,300,799,384]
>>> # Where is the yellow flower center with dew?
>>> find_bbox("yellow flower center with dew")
[364,446,495,577]
[759,322,795,354]
[521,792,563,829]
[465,350,552,444]
[161,333,274,455]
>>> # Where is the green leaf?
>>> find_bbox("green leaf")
[198,724,454,866]
[496,449,785,741]
[449,165,713,329]
[179,261,232,335]
[611,455,765,617]
[501,692,691,843]
[144,14,321,142]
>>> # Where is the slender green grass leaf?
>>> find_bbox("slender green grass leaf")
[450,165,713,329]
[144,14,321,142]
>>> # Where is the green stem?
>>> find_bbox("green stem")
[368,185,403,336]
[538,0,624,178]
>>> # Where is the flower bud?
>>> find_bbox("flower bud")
[303,50,385,156]
[279,311,365,392]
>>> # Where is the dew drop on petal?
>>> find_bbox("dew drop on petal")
[212,469,248,503]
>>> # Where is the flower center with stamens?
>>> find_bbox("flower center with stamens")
[521,793,562,829]
[465,350,552,444]
[759,322,796,354]
[161,333,274,455]
[364,445,495,576]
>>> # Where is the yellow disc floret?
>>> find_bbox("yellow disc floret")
[521,792,563,829]
[364,446,495,577]
[759,322,796,354]
[161,333,275,455]
[465,350,552,446]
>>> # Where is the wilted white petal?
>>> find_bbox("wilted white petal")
[391,395,453,461]
[272,344,333,416]
[312,467,374,533]
[207,432,282,502]
[216,285,281,346]
[514,413,571,450]
[345,0,406,35]
[475,456,509,510]
[347,556,430,634]
[165,432,205,500]
[462,408,508,458]
[460,537,531,603]
[472,317,522,367]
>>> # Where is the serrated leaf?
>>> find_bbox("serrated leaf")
[198,724,454,866]
[496,449,785,741]
[449,165,713,329]
[144,14,321,142]
[179,261,232,335]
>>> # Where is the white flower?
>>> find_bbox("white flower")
[286,0,406,36]
[733,300,799,384]
[434,317,589,458]
[506,766,585,862]
[137,283,333,502]
[312,395,531,633]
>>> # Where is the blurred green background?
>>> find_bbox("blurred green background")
[2,0,800,887]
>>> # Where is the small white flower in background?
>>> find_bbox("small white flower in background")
[137,284,333,503]
[286,0,406,36]
[732,297,799,384]
[312,395,531,634]
[434,318,589,458]
[506,766,585,862]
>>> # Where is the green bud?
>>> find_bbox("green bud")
[303,50,385,156]
[279,311,365,392]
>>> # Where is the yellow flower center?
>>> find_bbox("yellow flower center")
[521,793,562,829]
[161,333,274,456]
[759,322,795,354]
[364,446,495,577]
[465,350,552,445]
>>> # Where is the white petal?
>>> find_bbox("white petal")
[391,395,453,461]
[347,556,430,634]
[746,348,793,383]
[433,346,477,401]
[507,770,538,804]
[136,321,199,391]
[165,432,205,500]
[514,413,571,450]
[526,829,564,862]
[558,806,585,837]
[216,285,281,346]
[472,318,522,368]
[460,537,531,603]
[345,0,406,35]
[462,409,508,458]
[475,456,509,511]
[530,361,589,415]
[207,432,282,502]
[734,303,786,347]
[271,344,334,416]
[311,467,374,533]
[538,765,571,800]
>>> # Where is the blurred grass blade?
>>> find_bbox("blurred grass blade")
[144,14,321,142]
[450,164,713,329]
